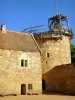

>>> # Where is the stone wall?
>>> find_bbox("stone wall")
[36,35,71,74]
[43,63,75,94]
[0,49,42,95]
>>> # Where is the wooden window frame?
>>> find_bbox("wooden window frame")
[28,84,32,90]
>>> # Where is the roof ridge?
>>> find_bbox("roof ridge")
[7,30,22,33]
[7,30,28,34]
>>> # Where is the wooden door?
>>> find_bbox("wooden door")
[21,84,26,95]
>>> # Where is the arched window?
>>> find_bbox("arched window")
[20,53,28,67]
[21,59,28,67]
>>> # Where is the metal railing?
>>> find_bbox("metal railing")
[24,24,73,38]
[50,25,73,34]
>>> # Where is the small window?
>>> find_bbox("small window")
[21,59,28,67]
[28,84,32,90]
[21,59,24,67]
[25,60,28,67]
[47,53,50,58]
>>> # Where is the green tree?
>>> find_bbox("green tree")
[70,44,75,63]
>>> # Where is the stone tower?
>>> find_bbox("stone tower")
[34,14,73,74]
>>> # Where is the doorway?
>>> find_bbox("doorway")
[42,79,46,91]
[21,84,26,95]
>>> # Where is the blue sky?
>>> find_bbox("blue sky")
[0,0,75,44]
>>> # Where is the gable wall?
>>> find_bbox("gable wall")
[0,49,42,95]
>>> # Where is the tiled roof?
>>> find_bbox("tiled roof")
[0,30,40,52]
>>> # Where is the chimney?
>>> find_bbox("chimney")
[1,24,6,32]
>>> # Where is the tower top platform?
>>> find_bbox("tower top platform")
[48,14,67,21]
[22,13,73,40]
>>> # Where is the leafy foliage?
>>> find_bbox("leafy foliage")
[70,44,75,63]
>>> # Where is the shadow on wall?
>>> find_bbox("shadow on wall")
[43,63,75,95]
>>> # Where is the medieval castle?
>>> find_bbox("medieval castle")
[0,13,73,95]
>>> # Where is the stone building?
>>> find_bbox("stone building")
[34,14,73,91]
[0,13,73,95]
[0,24,42,95]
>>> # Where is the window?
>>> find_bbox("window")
[21,59,28,67]
[21,59,24,67]
[25,60,28,67]
[28,84,32,90]
[47,53,50,58]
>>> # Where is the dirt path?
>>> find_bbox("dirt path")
[0,95,75,100]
